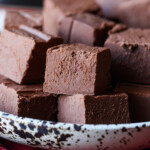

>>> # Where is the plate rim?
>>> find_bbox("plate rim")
[0,110,149,131]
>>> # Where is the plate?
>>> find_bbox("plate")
[0,111,150,150]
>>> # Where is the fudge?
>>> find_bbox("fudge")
[0,75,57,121]
[58,13,115,46]
[0,25,63,84]
[115,83,150,123]
[95,0,127,18]
[43,0,99,36]
[108,24,127,34]
[58,17,73,43]
[4,11,42,29]
[117,0,150,28]
[44,44,111,95]
[58,93,130,124]
[96,0,150,28]
[105,28,150,84]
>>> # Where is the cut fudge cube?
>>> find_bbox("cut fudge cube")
[43,0,99,35]
[58,13,115,46]
[115,83,150,123]
[4,11,42,29]
[0,75,57,121]
[95,0,126,18]
[58,17,74,43]
[117,0,150,28]
[108,24,127,34]
[44,44,111,95]
[58,93,130,124]
[0,25,63,84]
[97,0,150,28]
[105,28,150,84]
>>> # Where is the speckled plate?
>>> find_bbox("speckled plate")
[0,111,150,150]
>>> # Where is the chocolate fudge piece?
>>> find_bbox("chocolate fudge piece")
[115,83,150,123]
[44,44,111,95]
[58,93,130,124]
[117,0,150,28]
[105,28,150,84]
[58,13,115,46]
[43,0,99,36]
[0,75,57,121]
[108,24,127,34]
[0,25,63,84]
[95,0,126,18]
[4,11,42,29]
[58,17,73,44]
[97,0,150,28]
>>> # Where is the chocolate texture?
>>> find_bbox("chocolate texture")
[0,25,63,84]
[117,0,150,28]
[4,11,42,29]
[58,93,130,124]
[44,44,111,95]
[105,28,150,84]
[115,83,150,123]
[43,0,99,35]
[58,13,115,46]
[0,75,57,121]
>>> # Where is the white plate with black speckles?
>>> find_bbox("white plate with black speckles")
[0,111,150,150]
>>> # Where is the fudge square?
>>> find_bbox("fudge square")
[58,13,115,46]
[44,44,111,95]
[58,93,130,124]
[4,11,42,29]
[43,0,99,36]
[117,0,150,28]
[105,28,150,84]
[0,25,63,84]
[115,83,150,123]
[0,75,57,121]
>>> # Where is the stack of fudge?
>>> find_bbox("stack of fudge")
[43,0,130,124]
[97,0,150,123]
[0,10,63,121]
[0,0,149,124]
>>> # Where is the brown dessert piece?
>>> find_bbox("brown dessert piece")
[108,24,127,34]
[4,11,42,29]
[95,0,127,18]
[105,28,150,84]
[44,44,111,95]
[115,83,150,123]
[118,0,150,28]
[58,93,130,124]
[58,13,115,46]
[58,17,74,43]
[97,0,150,28]
[0,25,63,84]
[0,75,57,121]
[43,0,99,36]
